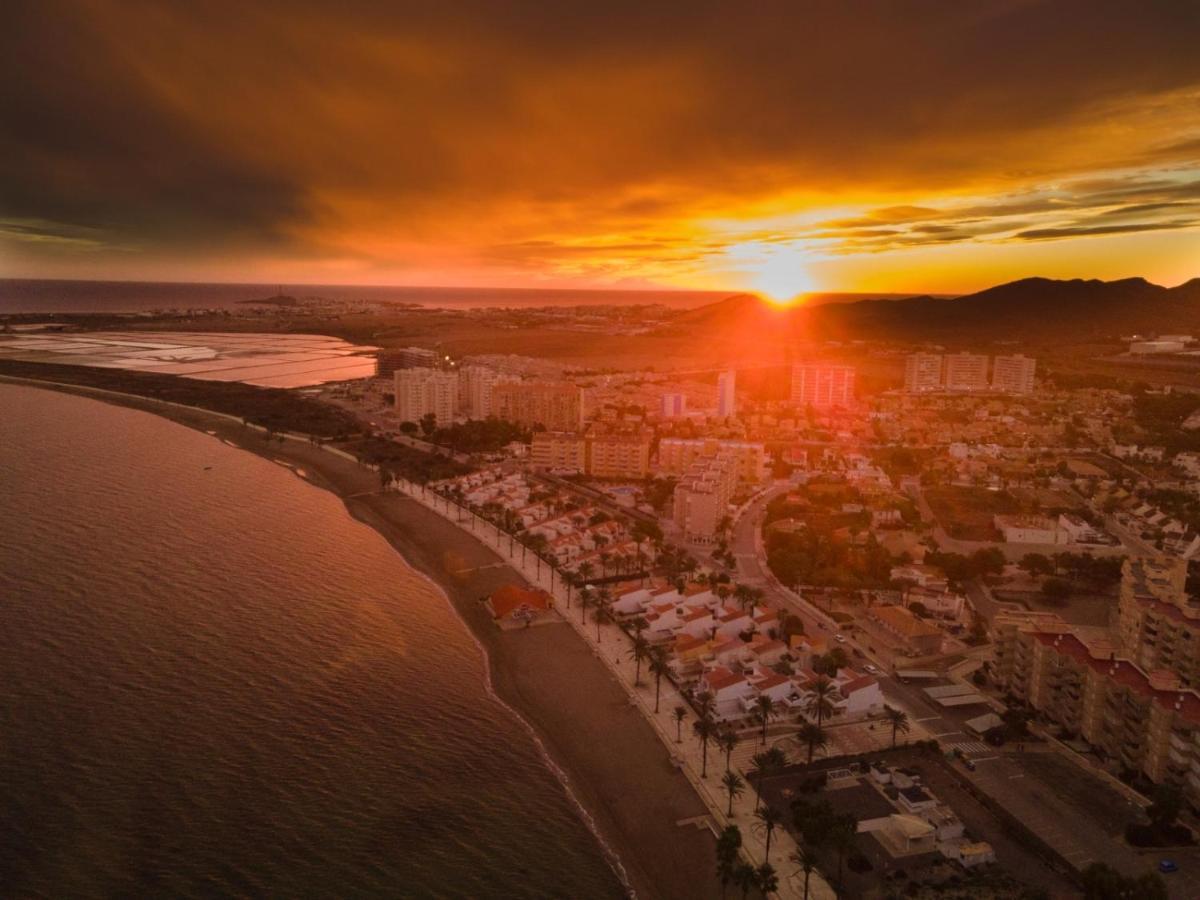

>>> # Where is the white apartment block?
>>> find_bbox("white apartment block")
[991,354,1037,394]
[660,392,687,418]
[791,363,856,408]
[716,370,736,419]
[903,353,944,393]
[395,367,459,426]
[673,453,738,542]
[658,437,766,483]
[459,365,501,418]
[943,353,989,391]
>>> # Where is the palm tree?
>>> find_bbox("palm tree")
[755,863,779,897]
[593,598,614,642]
[752,695,777,745]
[717,727,740,772]
[721,770,745,816]
[733,861,756,900]
[693,690,716,723]
[648,645,670,713]
[790,844,818,900]
[578,587,594,625]
[599,550,611,578]
[754,804,783,860]
[804,676,837,728]
[629,633,650,685]
[577,560,595,585]
[797,722,827,764]
[884,704,911,748]
[672,705,688,742]
[693,714,717,778]
[750,746,786,810]
[715,825,742,900]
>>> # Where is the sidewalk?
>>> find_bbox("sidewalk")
[395,480,837,900]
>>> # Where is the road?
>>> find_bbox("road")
[729,480,977,748]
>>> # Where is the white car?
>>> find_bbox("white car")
[864,664,878,674]
[834,633,846,643]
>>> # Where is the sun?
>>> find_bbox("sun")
[727,241,819,305]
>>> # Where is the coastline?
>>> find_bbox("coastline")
[1,375,719,900]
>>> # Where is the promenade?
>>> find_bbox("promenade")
[394,479,837,900]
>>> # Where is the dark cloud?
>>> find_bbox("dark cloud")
[2,0,1199,279]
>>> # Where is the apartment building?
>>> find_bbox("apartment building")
[904,353,944,393]
[459,365,501,419]
[660,392,687,419]
[394,367,459,426]
[492,380,584,431]
[529,431,586,474]
[993,620,1200,803]
[943,353,989,391]
[673,453,738,542]
[586,426,652,479]
[1117,556,1200,686]
[791,362,856,409]
[657,437,766,483]
[716,370,736,419]
[991,354,1037,394]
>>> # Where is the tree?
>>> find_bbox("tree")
[578,587,594,625]
[1020,552,1054,577]
[715,825,742,900]
[1081,862,1167,900]
[1042,577,1073,603]
[1147,783,1183,829]
[722,770,745,816]
[593,597,614,642]
[754,804,784,861]
[790,844,819,900]
[752,695,777,745]
[717,727,740,773]
[804,676,837,727]
[733,861,757,900]
[829,814,857,888]
[629,633,650,685]
[648,645,670,713]
[751,747,786,810]
[694,715,717,778]
[755,863,778,897]
[419,412,437,436]
[673,705,688,742]
[884,705,911,748]
[797,722,827,764]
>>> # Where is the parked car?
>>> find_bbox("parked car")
[1158,859,1178,874]
[962,757,977,772]
[864,664,878,674]
[834,633,846,643]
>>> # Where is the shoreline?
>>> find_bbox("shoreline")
[1,375,720,900]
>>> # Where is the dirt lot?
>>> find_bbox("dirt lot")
[924,486,1019,541]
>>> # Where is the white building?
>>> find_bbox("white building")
[395,367,459,426]
[904,353,944,393]
[716,370,736,419]
[459,365,501,418]
[991,354,1036,394]
[791,363,856,408]
[673,453,738,542]
[660,392,687,418]
[993,514,1064,545]
[943,353,989,391]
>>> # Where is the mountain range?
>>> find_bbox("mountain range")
[670,277,1200,348]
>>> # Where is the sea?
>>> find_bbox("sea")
[0,279,726,315]
[0,383,625,899]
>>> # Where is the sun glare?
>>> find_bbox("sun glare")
[725,240,819,305]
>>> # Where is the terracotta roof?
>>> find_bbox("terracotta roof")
[702,666,745,692]
[489,585,551,620]
[871,605,940,638]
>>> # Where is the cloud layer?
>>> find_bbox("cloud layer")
[3,0,1199,290]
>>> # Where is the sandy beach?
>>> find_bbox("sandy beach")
[1,375,720,900]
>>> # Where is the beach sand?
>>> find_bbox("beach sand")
[2,375,720,900]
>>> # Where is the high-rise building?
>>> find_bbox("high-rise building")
[378,346,439,377]
[673,453,739,542]
[657,437,766,483]
[395,367,459,426]
[1117,556,1200,685]
[716,370,736,419]
[529,431,586,474]
[585,426,652,479]
[903,353,944,393]
[459,365,501,418]
[991,354,1037,394]
[791,363,856,408]
[660,392,687,419]
[942,353,989,391]
[491,381,584,431]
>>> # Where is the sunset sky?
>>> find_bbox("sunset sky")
[3,1,1199,296]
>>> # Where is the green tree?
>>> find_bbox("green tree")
[673,705,688,742]
[884,705,911,748]
[694,714,717,778]
[752,695,777,745]
[755,804,784,861]
[804,676,837,727]
[791,844,819,900]
[715,824,742,899]
[798,722,826,764]
[722,770,745,816]
[648,645,670,713]
[629,633,650,685]
[718,727,740,773]
[755,863,779,897]
[751,746,786,810]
